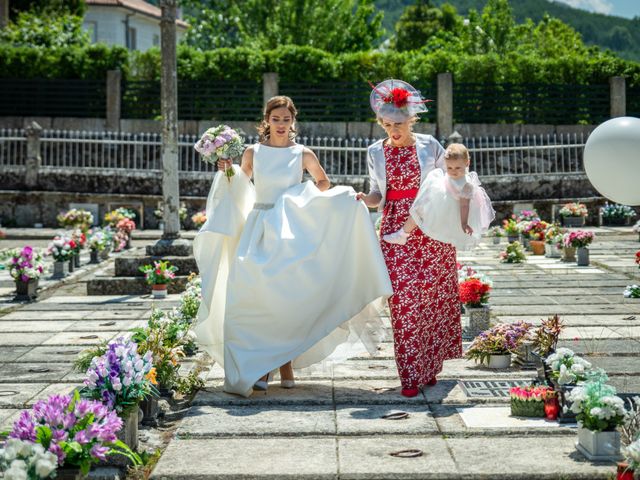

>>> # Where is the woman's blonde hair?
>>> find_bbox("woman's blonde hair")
[376,115,418,128]
[444,143,470,163]
[257,96,298,142]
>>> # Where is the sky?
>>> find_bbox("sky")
[552,0,640,18]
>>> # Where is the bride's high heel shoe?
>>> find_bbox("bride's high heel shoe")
[253,372,273,391]
[279,362,296,389]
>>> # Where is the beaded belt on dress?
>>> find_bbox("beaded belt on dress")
[386,188,419,201]
[254,203,274,210]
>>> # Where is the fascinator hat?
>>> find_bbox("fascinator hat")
[370,79,429,122]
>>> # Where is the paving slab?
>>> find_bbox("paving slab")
[336,405,437,436]
[333,380,425,405]
[177,405,336,438]
[1,332,53,346]
[0,320,75,332]
[150,438,338,479]
[41,331,120,346]
[14,345,85,363]
[0,310,92,320]
[457,405,572,429]
[0,408,19,430]
[0,346,31,362]
[0,383,48,408]
[194,381,334,406]
[0,362,74,383]
[65,319,138,332]
[337,436,456,480]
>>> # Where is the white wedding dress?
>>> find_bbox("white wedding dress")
[192,143,393,397]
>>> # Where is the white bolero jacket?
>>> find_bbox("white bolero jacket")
[366,133,446,211]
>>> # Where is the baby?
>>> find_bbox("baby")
[383,143,495,250]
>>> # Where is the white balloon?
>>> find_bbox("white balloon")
[584,116,640,206]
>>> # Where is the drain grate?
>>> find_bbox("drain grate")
[458,379,531,398]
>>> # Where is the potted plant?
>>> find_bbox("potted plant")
[191,210,207,230]
[466,321,532,369]
[48,235,73,278]
[509,385,552,417]
[2,246,45,301]
[568,377,626,461]
[104,208,136,228]
[57,208,94,233]
[70,230,86,269]
[624,285,640,300]
[530,314,564,382]
[81,337,157,456]
[544,224,564,258]
[601,203,637,226]
[563,230,595,266]
[116,218,135,250]
[558,202,588,228]
[153,204,164,230]
[545,347,592,423]
[459,276,492,336]
[87,229,107,264]
[502,217,520,243]
[8,391,139,478]
[522,220,549,255]
[139,260,178,298]
[499,241,526,263]
[0,438,59,479]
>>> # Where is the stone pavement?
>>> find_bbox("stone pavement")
[1,226,639,479]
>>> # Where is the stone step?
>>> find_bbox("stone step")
[86,275,190,295]
[114,255,199,277]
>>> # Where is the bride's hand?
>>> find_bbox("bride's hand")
[355,192,367,202]
[217,159,232,171]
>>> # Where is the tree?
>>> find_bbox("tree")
[393,0,454,51]
[607,26,633,51]
[181,0,383,53]
[9,0,85,19]
[0,10,90,48]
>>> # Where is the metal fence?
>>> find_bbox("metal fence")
[0,129,589,179]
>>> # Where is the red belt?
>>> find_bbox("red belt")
[386,188,419,201]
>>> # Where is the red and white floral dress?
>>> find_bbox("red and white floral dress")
[379,143,462,389]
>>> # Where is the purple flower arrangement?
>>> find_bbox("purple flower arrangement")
[3,246,45,283]
[8,392,135,474]
[194,124,245,181]
[81,337,155,415]
[465,321,532,364]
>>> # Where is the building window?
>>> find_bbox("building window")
[153,34,160,47]
[127,27,137,50]
[84,21,97,43]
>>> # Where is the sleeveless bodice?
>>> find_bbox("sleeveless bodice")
[252,143,304,205]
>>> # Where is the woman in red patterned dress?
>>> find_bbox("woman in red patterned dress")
[356,79,462,397]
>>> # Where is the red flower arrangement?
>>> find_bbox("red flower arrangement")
[459,278,491,307]
[635,250,640,268]
[385,88,411,108]
[116,218,136,234]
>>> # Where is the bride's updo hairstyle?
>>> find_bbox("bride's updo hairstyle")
[257,95,298,142]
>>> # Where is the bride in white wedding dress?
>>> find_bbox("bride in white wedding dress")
[192,96,392,397]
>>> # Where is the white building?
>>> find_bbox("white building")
[83,0,189,52]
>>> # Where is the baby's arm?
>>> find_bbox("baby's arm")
[460,198,473,235]
[402,215,417,233]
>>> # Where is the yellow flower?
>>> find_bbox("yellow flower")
[146,367,158,385]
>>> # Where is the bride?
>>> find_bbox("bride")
[192,95,393,397]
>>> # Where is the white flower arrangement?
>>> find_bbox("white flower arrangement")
[0,438,58,480]
[623,438,640,470]
[624,285,640,299]
[567,379,627,431]
[545,347,592,385]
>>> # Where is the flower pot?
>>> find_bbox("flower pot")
[52,260,68,279]
[100,246,110,260]
[14,278,38,302]
[125,236,132,249]
[487,353,511,369]
[514,341,537,369]
[507,235,518,243]
[152,284,168,299]
[544,396,560,420]
[140,396,159,425]
[105,408,139,467]
[531,350,553,384]
[576,427,621,461]
[519,234,530,250]
[74,254,81,268]
[551,380,577,424]
[89,250,101,264]
[510,397,545,417]
[603,216,628,226]
[492,237,501,245]
[561,246,576,262]
[545,243,562,258]
[530,240,545,255]
[464,305,491,338]
[68,259,75,272]
[617,462,634,480]
[576,247,590,266]
[561,216,585,228]
[56,467,86,480]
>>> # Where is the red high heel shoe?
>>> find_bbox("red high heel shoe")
[426,377,437,386]
[401,387,420,397]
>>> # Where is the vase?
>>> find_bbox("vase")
[561,216,585,228]
[52,261,67,279]
[603,216,628,226]
[561,246,576,262]
[492,237,500,245]
[100,247,110,260]
[74,254,80,268]
[530,240,545,255]
[576,247,590,266]
[55,467,86,480]
[514,341,537,369]
[487,353,511,369]
[140,396,159,426]
[125,236,132,249]
[544,396,560,420]
[545,243,562,258]
[507,234,518,243]
[89,250,100,264]
[464,305,491,338]
[68,258,75,272]
[551,380,577,424]
[14,279,38,302]
[152,284,168,299]
[576,427,621,461]
[617,462,635,480]
[106,408,139,467]
[531,350,553,384]
[519,234,530,250]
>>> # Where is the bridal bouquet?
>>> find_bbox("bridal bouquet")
[194,125,245,181]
